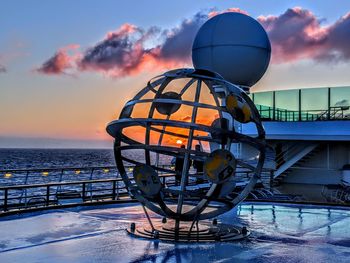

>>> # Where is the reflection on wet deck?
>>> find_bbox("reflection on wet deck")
[0,202,349,262]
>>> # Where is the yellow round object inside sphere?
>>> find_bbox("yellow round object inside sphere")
[225,94,252,123]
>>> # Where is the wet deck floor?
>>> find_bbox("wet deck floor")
[0,202,349,262]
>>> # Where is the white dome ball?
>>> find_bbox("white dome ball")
[192,12,271,87]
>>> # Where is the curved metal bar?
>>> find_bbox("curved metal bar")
[107,118,219,138]
[155,114,171,166]
[152,78,196,167]
[117,144,210,160]
[145,78,173,165]
[124,98,223,112]
[114,140,168,217]
[176,79,202,222]
[108,118,264,152]
[118,156,174,174]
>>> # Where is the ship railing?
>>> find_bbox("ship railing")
[256,104,349,122]
[0,168,273,214]
[0,164,272,186]
[0,166,123,187]
[0,175,167,213]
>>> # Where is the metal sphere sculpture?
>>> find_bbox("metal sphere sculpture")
[106,68,266,241]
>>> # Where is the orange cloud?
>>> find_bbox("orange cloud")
[36,44,80,75]
[38,7,350,77]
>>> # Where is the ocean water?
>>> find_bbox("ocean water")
[0,149,116,186]
[0,149,116,170]
[0,149,172,186]
[0,149,172,203]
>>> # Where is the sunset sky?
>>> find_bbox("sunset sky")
[1,0,350,148]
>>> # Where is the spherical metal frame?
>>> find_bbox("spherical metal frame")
[106,68,265,223]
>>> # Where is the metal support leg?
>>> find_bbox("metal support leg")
[142,205,155,231]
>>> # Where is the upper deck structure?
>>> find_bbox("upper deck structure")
[242,86,350,191]
[250,86,350,140]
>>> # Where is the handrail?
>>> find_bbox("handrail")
[0,165,119,173]
[256,104,349,122]
[0,164,270,177]
[0,168,274,213]
[0,174,175,190]
[0,170,262,190]
[0,178,123,190]
[0,165,167,187]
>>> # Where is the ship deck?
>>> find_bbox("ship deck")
[0,202,349,262]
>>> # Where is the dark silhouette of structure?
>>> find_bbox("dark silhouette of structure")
[193,144,204,183]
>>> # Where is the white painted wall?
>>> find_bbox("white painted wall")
[242,121,350,141]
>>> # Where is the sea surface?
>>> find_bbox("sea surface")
[0,148,116,170]
[0,149,115,186]
[0,148,171,186]
[0,149,171,204]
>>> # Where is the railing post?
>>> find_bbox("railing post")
[4,189,8,212]
[82,182,86,201]
[46,185,50,206]
[298,89,302,121]
[112,180,116,200]
[25,171,29,204]
[285,109,287,121]
[327,87,331,120]
[272,91,276,121]
[116,181,119,200]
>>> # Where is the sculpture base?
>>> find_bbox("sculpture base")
[127,220,250,242]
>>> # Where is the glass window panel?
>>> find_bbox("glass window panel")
[253,91,273,107]
[275,90,299,111]
[301,88,328,111]
[330,86,350,118]
[330,86,350,107]
[253,91,274,120]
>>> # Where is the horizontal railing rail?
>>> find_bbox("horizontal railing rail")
[0,164,272,183]
[256,104,349,122]
[0,167,273,214]
[0,166,119,185]
[0,165,119,173]
[0,177,124,190]
[0,175,166,213]
[0,165,170,187]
